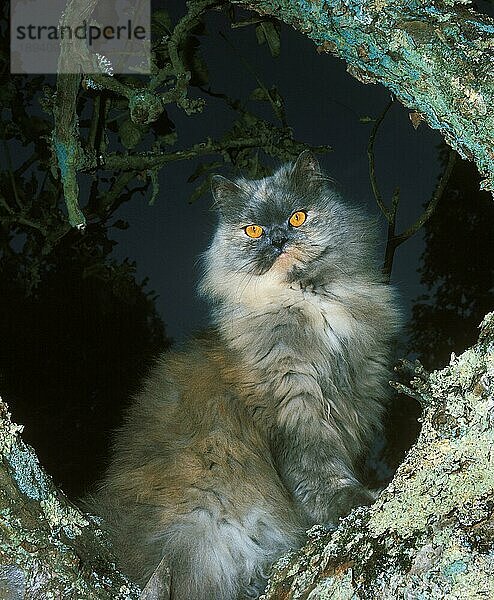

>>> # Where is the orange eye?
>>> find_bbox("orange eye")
[244,224,264,239]
[289,211,307,227]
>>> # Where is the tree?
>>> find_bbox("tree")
[1,0,494,598]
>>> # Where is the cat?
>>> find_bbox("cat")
[91,151,401,600]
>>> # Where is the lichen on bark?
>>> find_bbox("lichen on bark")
[231,0,494,194]
[262,312,494,599]
[0,399,141,599]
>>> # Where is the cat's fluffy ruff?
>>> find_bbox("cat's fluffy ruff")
[93,151,401,599]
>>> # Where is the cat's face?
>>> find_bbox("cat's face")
[201,151,376,303]
[210,152,336,277]
[216,195,319,278]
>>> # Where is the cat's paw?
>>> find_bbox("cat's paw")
[329,484,377,520]
[368,486,385,500]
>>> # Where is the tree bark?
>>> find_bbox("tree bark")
[231,0,494,195]
[262,312,494,598]
[0,399,140,599]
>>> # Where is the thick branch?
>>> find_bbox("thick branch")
[232,0,494,194]
[0,397,140,598]
[164,0,224,113]
[52,0,101,229]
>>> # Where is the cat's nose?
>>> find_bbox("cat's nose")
[270,232,288,251]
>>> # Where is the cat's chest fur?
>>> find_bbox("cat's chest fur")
[218,272,359,411]
[223,272,354,359]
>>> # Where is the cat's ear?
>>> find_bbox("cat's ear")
[211,175,242,210]
[290,150,321,184]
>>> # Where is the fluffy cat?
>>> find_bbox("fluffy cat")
[92,151,401,600]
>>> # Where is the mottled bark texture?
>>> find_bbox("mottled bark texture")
[52,0,101,229]
[232,0,494,195]
[262,312,494,599]
[0,399,140,599]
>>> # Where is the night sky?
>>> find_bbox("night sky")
[108,4,456,344]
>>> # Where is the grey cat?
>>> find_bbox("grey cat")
[92,151,401,599]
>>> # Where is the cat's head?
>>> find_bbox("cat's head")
[201,151,379,304]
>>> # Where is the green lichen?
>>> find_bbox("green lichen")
[7,443,52,502]
[40,493,89,538]
[0,400,24,455]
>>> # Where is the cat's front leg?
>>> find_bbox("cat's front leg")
[272,428,376,525]
[293,468,375,525]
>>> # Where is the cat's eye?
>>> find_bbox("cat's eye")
[289,211,307,227]
[244,224,264,239]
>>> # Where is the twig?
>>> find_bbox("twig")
[98,171,136,214]
[382,187,399,278]
[390,358,432,408]
[102,133,294,172]
[394,149,457,244]
[395,358,430,382]
[367,98,394,223]
[382,149,457,277]
[389,380,430,408]
[368,94,457,278]
[14,154,38,177]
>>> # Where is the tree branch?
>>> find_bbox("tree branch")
[52,0,101,229]
[395,149,458,245]
[231,0,494,195]
[164,0,224,114]
[0,397,141,598]
[382,149,457,277]
[366,97,457,277]
[101,132,307,172]
[367,98,394,223]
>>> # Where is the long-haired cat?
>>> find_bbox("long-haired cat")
[92,151,401,599]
